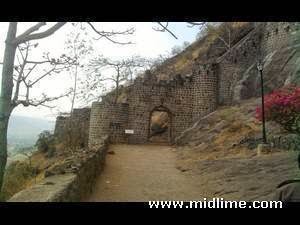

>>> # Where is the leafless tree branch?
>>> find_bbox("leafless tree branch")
[13,43,30,103]
[86,22,135,45]
[186,22,206,28]
[153,22,178,39]
[15,90,72,108]
[11,42,77,108]
[81,55,150,104]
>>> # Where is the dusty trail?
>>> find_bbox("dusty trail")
[86,144,203,202]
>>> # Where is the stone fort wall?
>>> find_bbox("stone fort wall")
[54,108,90,148]
[88,102,129,147]
[215,22,298,106]
[54,22,299,147]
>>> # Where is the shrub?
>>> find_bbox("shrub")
[255,85,300,134]
[35,130,56,157]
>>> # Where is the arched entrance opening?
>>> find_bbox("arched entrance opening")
[148,106,172,144]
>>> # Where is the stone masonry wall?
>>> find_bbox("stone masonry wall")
[54,108,90,148]
[86,22,299,146]
[260,22,297,57]
[216,25,262,105]
[27,22,300,202]
[126,72,194,144]
[89,102,129,147]
[48,22,298,147]
[192,62,218,122]
[215,22,298,106]
[8,136,109,202]
[54,116,68,138]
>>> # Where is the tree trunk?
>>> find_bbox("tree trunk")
[70,65,78,115]
[115,82,119,104]
[0,117,9,191]
[0,22,17,192]
[115,69,120,104]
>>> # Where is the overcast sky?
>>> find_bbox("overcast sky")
[0,22,200,121]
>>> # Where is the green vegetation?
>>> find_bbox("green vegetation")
[35,131,56,158]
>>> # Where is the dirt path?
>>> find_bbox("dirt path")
[86,144,204,202]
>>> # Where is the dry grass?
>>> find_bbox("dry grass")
[176,96,297,184]
[217,106,240,122]
[0,161,38,201]
[172,22,251,77]
[176,98,265,163]
[0,147,65,201]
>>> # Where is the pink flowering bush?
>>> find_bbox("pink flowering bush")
[255,85,300,134]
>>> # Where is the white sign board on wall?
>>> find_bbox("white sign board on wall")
[125,129,134,134]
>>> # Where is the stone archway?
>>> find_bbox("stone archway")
[148,105,172,144]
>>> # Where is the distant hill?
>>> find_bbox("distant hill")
[7,115,54,150]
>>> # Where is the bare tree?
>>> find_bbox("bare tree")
[155,22,234,53]
[153,22,178,39]
[171,45,183,56]
[65,29,93,114]
[12,42,76,109]
[149,54,171,70]
[124,56,151,84]
[153,22,206,40]
[82,56,150,104]
[186,22,207,28]
[0,22,135,192]
[203,22,233,52]
[170,41,191,56]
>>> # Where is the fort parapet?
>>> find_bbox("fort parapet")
[53,22,300,147]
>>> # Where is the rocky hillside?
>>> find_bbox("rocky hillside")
[175,97,295,156]
[151,22,253,81]
[105,22,255,103]
[109,22,300,110]
[174,98,300,201]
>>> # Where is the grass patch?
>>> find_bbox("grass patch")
[218,107,239,122]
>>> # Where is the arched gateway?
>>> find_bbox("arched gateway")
[88,64,219,147]
[148,105,172,144]
[53,23,297,148]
